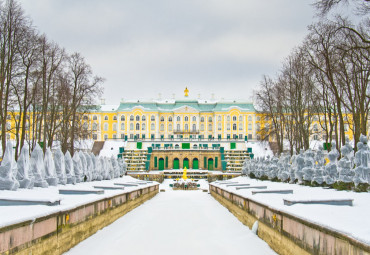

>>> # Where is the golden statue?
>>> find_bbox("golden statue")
[184,87,189,97]
[182,167,188,180]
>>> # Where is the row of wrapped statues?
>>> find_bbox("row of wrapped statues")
[0,142,127,190]
[242,134,370,186]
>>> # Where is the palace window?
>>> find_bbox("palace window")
[208,117,212,122]
[192,116,196,121]
[113,123,117,131]
[93,134,97,140]
[121,123,125,130]
[136,115,140,121]
[160,116,165,122]
[227,123,230,130]
[136,123,140,130]
[104,115,108,121]
[185,124,189,131]
[239,116,243,121]
[239,123,243,130]
[256,123,260,131]
[200,124,204,131]
[121,115,125,121]
[92,123,98,131]
[113,115,117,121]
[227,115,230,121]
[104,134,108,140]
[218,116,221,121]
[121,133,125,139]
[130,115,134,121]
[233,124,237,130]
[169,124,172,131]
[103,123,108,131]
[130,123,134,130]
[151,123,155,130]
[168,116,173,122]
[208,124,212,131]
[93,115,98,120]
[233,116,237,121]
[185,116,189,122]
[177,124,180,130]
[142,123,146,130]
[192,124,196,131]
[248,123,252,130]
[218,123,222,131]
[160,124,164,131]
[248,115,252,121]
[113,134,117,139]
[313,124,318,132]
[177,116,181,122]
[151,115,155,121]
[142,115,146,121]
[200,117,204,122]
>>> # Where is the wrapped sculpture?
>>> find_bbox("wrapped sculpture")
[16,145,34,189]
[0,142,20,190]
[30,144,48,188]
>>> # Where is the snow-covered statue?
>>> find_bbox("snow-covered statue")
[65,151,76,184]
[100,157,110,180]
[30,144,48,188]
[54,148,67,185]
[44,148,58,186]
[111,156,120,178]
[84,152,93,182]
[338,143,354,183]
[0,142,20,190]
[95,155,103,181]
[73,152,84,182]
[295,150,305,184]
[302,149,315,182]
[267,157,279,179]
[89,153,97,181]
[279,154,291,182]
[118,157,127,176]
[241,159,248,176]
[16,145,34,189]
[353,135,370,185]
[106,157,114,180]
[312,146,325,185]
[78,151,89,182]
[324,141,339,185]
[289,154,297,183]
[360,134,370,183]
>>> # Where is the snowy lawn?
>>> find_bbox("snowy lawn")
[0,176,155,228]
[64,179,276,255]
[212,176,370,245]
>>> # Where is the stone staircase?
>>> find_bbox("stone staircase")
[224,150,250,172]
[122,150,148,171]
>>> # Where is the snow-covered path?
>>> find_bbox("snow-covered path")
[65,180,276,255]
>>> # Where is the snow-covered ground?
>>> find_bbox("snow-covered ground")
[0,176,155,228]
[64,179,277,255]
[212,177,370,245]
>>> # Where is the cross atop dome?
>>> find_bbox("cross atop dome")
[184,87,189,97]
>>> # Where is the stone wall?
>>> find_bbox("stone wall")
[0,185,159,255]
[209,184,370,255]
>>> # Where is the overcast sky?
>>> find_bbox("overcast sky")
[18,0,315,104]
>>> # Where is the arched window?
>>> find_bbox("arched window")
[92,123,98,131]
[160,124,164,131]
[104,134,108,140]
[104,115,108,121]
[218,116,221,121]
[200,124,204,131]
[121,123,125,130]
[232,116,237,121]
[227,123,230,130]
[200,117,204,122]
[113,123,117,131]
[185,124,189,131]
[136,115,140,121]
[104,123,108,131]
[192,124,196,131]
[233,124,237,130]
[130,123,134,130]
[185,116,189,121]
[113,115,117,121]
[168,116,172,122]
[83,122,88,130]
[218,123,222,130]
[248,123,252,130]
[142,123,146,130]
[160,116,164,122]
[239,123,243,130]
[208,117,212,122]
[177,124,180,131]
[192,116,196,121]
[151,115,155,121]
[227,115,230,121]
[248,115,252,121]
[177,116,181,122]
[93,115,98,120]
[151,123,155,130]
[169,124,172,131]
[142,115,146,121]
[121,115,125,121]
[130,115,134,121]
[208,124,212,131]
[239,116,243,121]
[136,123,140,130]
[313,124,318,131]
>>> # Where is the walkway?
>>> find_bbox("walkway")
[65,180,276,255]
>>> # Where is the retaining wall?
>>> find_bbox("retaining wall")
[210,184,370,255]
[0,184,159,255]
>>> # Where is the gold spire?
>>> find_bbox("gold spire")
[184,87,189,97]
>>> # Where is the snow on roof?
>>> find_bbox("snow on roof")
[100,104,119,112]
